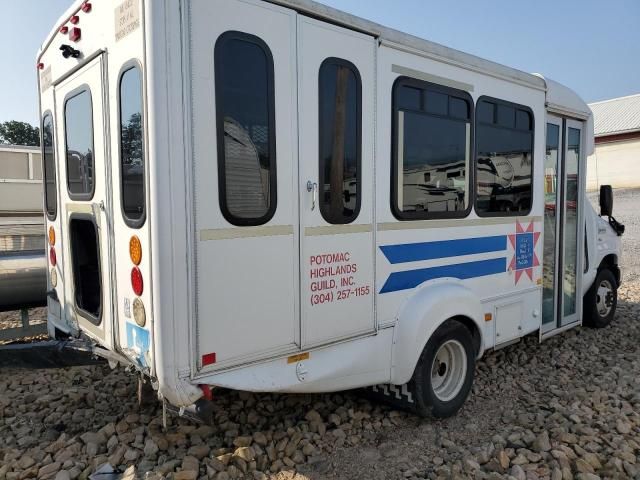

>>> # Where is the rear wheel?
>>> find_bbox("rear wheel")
[412,320,476,418]
[583,268,617,328]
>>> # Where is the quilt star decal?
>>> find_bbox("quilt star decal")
[508,220,541,284]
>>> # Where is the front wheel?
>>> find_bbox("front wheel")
[583,268,618,328]
[412,320,476,418]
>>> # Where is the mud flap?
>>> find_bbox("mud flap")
[361,380,418,413]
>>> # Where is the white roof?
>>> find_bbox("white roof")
[588,94,640,137]
[40,0,592,139]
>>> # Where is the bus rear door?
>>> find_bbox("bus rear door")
[54,54,116,350]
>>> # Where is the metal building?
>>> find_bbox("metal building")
[0,144,46,312]
[587,93,640,190]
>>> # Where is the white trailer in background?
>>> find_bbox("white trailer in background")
[37,0,623,418]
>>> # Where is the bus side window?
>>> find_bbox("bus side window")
[214,31,277,226]
[42,112,57,219]
[119,65,146,226]
[475,97,534,216]
[391,77,473,220]
[318,58,362,224]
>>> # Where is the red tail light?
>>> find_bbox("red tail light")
[131,267,143,296]
[69,27,81,42]
[49,247,57,267]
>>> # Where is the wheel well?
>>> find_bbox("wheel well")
[452,315,482,356]
[599,254,620,286]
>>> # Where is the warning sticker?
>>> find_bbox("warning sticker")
[40,66,52,93]
[115,0,140,42]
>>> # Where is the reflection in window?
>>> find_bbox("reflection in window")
[392,78,471,219]
[318,59,361,224]
[563,127,581,316]
[42,113,57,218]
[65,89,94,198]
[476,99,533,215]
[119,66,145,224]
[214,31,276,225]
[542,123,560,325]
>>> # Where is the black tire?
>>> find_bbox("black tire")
[583,268,617,328]
[412,319,476,418]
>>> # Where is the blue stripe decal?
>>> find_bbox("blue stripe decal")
[380,257,507,294]
[380,235,507,264]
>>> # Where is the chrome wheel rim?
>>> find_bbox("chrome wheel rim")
[431,340,467,402]
[596,279,614,317]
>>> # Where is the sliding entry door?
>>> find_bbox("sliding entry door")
[542,115,584,333]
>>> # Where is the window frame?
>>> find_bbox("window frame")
[214,30,278,227]
[474,95,535,218]
[117,60,147,228]
[391,76,474,221]
[317,57,362,225]
[63,85,96,201]
[41,110,57,220]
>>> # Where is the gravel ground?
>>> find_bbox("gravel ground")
[0,190,638,480]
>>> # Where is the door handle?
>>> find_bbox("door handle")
[306,181,318,211]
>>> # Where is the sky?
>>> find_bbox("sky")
[0,0,638,126]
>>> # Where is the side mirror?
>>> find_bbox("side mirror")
[599,185,613,217]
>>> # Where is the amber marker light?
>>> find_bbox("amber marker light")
[48,226,55,246]
[129,235,142,265]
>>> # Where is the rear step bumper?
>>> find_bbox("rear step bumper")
[0,339,105,369]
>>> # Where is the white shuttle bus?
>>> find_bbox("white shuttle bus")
[38,0,623,418]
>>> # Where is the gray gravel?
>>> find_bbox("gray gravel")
[0,190,638,480]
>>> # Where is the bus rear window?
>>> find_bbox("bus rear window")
[119,65,145,226]
[42,112,57,218]
[64,89,95,199]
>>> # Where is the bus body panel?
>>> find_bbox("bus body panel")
[36,0,620,408]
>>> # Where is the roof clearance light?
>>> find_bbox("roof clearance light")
[60,26,68,34]
[129,235,142,265]
[49,247,57,267]
[37,63,45,70]
[69,27,81,42]
[131,266,144,296]
[70,15,79,24]
[48,227,55,246]
[81,2,92,13]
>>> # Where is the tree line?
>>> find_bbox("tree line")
[0,120,40,147]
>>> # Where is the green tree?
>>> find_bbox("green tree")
[0,120,40,146]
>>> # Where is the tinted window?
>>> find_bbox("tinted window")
[119,66,145,225]
[392,78,472,219]
[397,86,421,110]
[214,31,276,226]
[65,89,94,198]
[476,98,533,215]
[318,58,361,224]
[477,101,494,123]
[425,90,448,116]
[42,113,57,218]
